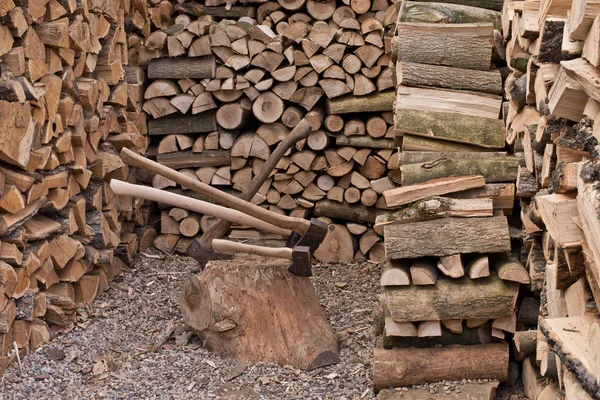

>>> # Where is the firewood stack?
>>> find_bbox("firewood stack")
[499,0,600,397]
[139,0,412,262]
[0,0,153,375]
[372,0,541,394]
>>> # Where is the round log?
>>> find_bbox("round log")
[180,256,340,370]
[253,91,285,123]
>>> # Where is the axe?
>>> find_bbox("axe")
[119,148,328,254]
[212,239,312,277]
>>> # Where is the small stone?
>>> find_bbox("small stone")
[334,282,347,288]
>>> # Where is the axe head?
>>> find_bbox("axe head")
[288,246,312,277]
[285,219,328,255]
[187,238,233,268]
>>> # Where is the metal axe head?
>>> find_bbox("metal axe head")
[285,219,328,255]
[288,246,312,277]
[186,238,233,268]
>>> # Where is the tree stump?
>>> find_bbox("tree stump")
[180,255,339,370]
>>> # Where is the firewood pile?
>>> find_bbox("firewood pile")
[376,0,600,397]
[501,0,600,396]
[0,0,153,375]
[373,2,527,394]
[140,0,408,262]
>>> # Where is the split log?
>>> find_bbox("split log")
[540,316,600,398]
[373,343,509,391]
[384,216,511,259]
[393,22,494,70]
[148,111,218,136]
[147,56,217,79]
[397,61,502,95]
[325,90,394,114]
[180,255,339,370]
[383,175,486,207]
[385,274,519,321]
[400,157,519,185]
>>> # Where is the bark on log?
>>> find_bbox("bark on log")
[400,157,519,185]
[148,111,218,136]
[325,90,394,114]
[373,343,509,391]
[385,274,519,321]
[147,56,217,79]
[394,108,505,148]
[314,199,383,223]
[393,23,494,70]
[406,0,503,11]
[397,61,502,95]
[180,255,339,370]
[400,1,502,28]
[384,216,511,259]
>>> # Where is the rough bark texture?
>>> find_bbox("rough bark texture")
[314,199,383,223]
[325,90,394,114]
[147,56,217,79]
[400,1,501,28]
[385,274,519,321]
[395,109,505,148]
[180,255,339,370]
[384,216,511,259]
[393,23,493,70]
[400,157,519,185]
[540,316,600,399]
[398,61,502,94]
[373,343,509,391]
[148,111,218,136]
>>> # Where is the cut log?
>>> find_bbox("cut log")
[437,255,465,278]
[384,216,511,259]
[373,343,509,391]
[410,258,439,285]
[383,175,486,208]
[400,157,519,185]
[397,61,502,95]
[465,255,490,279]
[541,316,600,398]
[394,108,506,148]
[396,86,502,120]
[148,111,217,136]
[400,1,502,28]
[326,90,394,114]
[380,259,411,286]
[393,22,494,70]
[148,56,217,79]
[385,274,519,321]
[491,252,531,284]
[180,255,339,370]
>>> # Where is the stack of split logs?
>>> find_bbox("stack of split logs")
[371,0,536,395]
[0,0,153,375]
[139,0,417,262]
[502,0,600,396]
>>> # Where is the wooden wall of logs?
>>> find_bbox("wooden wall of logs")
[502,0,600,396]
[0,0,154,375]
[140,0,402,262]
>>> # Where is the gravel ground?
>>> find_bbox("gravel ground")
[0,253,525,399]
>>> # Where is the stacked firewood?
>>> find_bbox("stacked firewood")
[0,0,152,375]
[374,197,528,390]
[370,0,539,395]
[502,0,600,397]
[139,0,412,262]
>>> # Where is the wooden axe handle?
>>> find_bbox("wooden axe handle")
[110,180,292,237]
[212,239,293,260]
[120,148,311,234]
